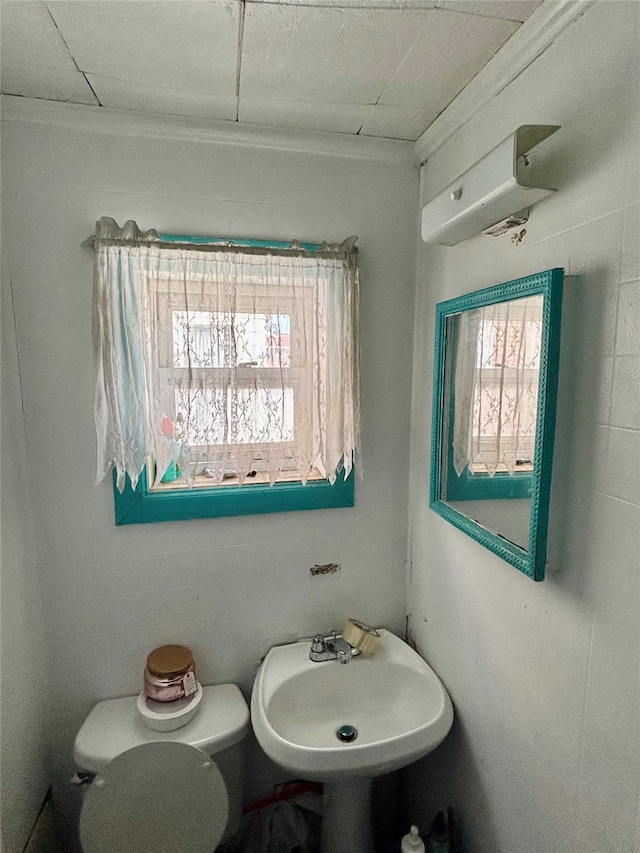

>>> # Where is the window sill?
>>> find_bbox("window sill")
[149,468,326,491]
[113,467,355,525]
[446,467,532,501]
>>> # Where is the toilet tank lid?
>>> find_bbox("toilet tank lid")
[74,684,249,774]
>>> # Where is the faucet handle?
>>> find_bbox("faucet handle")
[310,635,325,654]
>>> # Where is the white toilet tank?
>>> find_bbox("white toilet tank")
[74,684,250,852]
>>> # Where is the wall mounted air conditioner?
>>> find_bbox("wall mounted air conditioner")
[421,125,561,246]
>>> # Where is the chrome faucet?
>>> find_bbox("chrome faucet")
[309,632,360,664]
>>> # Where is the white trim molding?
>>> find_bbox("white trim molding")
[414,0,596,164]
[0,95,415,164]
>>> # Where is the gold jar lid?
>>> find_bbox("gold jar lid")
[146,644,194,678]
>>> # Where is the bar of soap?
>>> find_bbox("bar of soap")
[343,618,381,655]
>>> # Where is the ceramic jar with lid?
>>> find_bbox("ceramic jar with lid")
[144,644,197,702]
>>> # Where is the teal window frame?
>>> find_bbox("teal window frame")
[111,232,356,525]
[114,467,355,525]
[445,460,532,501]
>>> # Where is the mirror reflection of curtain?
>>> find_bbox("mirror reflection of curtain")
[453,295,543,477]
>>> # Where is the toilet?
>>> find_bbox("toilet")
[74,684,250,852]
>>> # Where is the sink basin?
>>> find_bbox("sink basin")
[252,629,453,779]
[251,629,453,852]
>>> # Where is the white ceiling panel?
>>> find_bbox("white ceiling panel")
[0,59,99,104]
[240,5,433,105]
[437,1,542,22]
[47,1,240,95]
[1,1,75,71]
[239,98,371,134]
[378,8,518,114]
[0,0,540,140]
[0,1,98,103]
[88,75,238,121]
[359,103,433,140]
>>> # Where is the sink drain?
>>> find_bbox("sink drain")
[336,724,358,743]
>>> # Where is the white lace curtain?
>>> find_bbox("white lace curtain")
[92,218,360,491]
[452,294,543,477]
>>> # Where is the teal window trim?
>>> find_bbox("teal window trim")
[445,464,532,501]
[114,467,355,525]
[444,313,532,501]
[158,234,324,251]
[110,230,357,524]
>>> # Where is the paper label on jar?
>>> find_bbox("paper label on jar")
[183,671,197,697]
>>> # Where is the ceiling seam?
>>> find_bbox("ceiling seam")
[356,104,377,136]
[69,71,213,96]
[81,75,102,107]
[244,1,437,7]
[43,3,102,106]
[236,0,247,121]
[434,0,529,24]
[357,8,432,134]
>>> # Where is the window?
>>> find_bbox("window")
[91,220,360,524]
[444,296,542,502]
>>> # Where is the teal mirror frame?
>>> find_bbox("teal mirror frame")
[429,268,564,581]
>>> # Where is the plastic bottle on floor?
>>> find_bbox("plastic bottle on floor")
[426,810,450,853]
[401,825,426,853]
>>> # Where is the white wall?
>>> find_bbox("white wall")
[1,106,418,846]
[406,2,639,851]
[1,239,52,848]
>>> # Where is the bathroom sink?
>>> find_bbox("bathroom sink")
[251,629,453,780]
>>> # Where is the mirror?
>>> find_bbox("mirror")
[430,268,564,581]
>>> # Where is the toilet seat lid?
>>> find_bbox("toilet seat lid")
[80,742,228,853]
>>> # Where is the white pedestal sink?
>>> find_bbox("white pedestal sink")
[251,629,454,852]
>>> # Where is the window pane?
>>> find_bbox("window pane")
[175,386,294,446]
[231,387,294,444]
[173,311,291,369]
[473,295,542,446]
[175,386,227,446]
